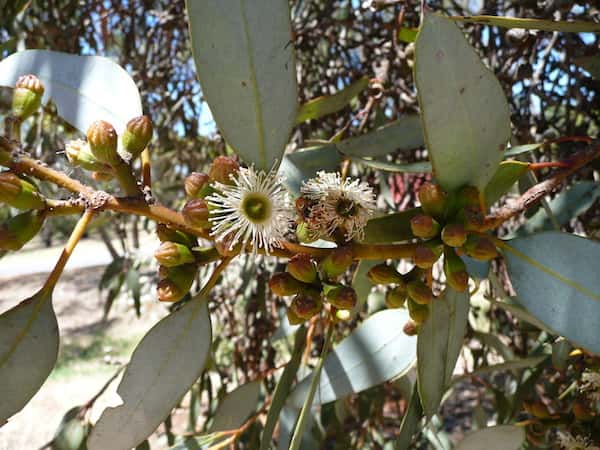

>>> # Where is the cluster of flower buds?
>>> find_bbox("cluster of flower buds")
[411,182,498,290]
[269,247,357,324]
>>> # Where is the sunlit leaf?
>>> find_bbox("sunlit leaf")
[484,160,529,206]
[209,381,262,432]
[363,208,422,244]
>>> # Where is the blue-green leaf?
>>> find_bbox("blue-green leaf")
[209,381,261,432]
[279,146,342,196]
[502,232,600,354]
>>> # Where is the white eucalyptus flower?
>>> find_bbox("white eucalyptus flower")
[301,171,376,241]
[557,431,600,450]
[207,166,293,255]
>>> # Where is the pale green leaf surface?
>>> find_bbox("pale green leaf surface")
[0,290,59,424]
[417,289,470,417]
[363,208,422,244]
[503,232,600,354]
[351,260,380,313]
[455,425,525,450]
[288,308,417,408]
[484,160,529,206]
[0,50,142,133]
[503,143,544,157]
[452,15,600,32]
[354,158,432,174]
[415,13,510,191]
[88,300,211,449]
[186,0,297,170]
[396,381,423,450]
[279,146,342,196]
[209,381,261,432]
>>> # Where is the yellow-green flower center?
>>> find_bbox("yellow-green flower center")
[241,193,271,223]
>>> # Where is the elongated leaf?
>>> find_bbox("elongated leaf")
[0,289,59,424]
[209,380,261,433]
[88,299,212,449]
[186,0,297,170]
[288,309,417,408]
[337,115,424,157]
[0,50,142,133]
[296,77,368,123]
[279,146,342,196]
[415,13,510,191]
[351,260,380,313]
[397,381,423,450]
[456,425,525,450]
[484,161,529,206]
[503,232,600,354]
[417,288,470,417]
[451,15,600,32]
[363,208,422,244]
[503,143,544,157]
[354,158,431,174]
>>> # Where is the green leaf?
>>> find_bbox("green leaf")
[398,27,418,43]
[296,77,369,123]
[351,260,380,312]
[209,381,262,432]
[288,308,417,408]
[574,56,600,79]
[415,13,511,191]
[455,425,525,450]
[0,50,142,133]
[88,299,212,449]
[451,15,600,32]
[484,161,529,206]
[417,288,470,417]
[396,381,423,450]
[259,326,307,450]
[51,406,89,450]
[502,232,600,354]
[0,289,58,424]
[337,115,424,157]
[363,208,422,244]
[279,146,342,196]
[503,143,544,157]
[186,0,297,170]
[353,158,432,174]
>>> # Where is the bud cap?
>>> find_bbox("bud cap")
[87,120,120,165]
[121,115,153,160]
[287,254,318,284]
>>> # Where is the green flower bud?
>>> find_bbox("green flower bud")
[457,206,485,232]
[121,115,153,160]
[455,185,481,210]
[367,264,404,285]
[0,172,45,210]
[287,253,318,284]
[417,182,447,218]
[65,139,112,172]
[290,291,323,320]
[182,198,210,228]
[0,210,45,251]
[443,248,469,292]
[12,74,44,120]
[157,264,197,302]
[407,279,433,305]
[184,172,211,199]
[403,319,419,336]
[407,297,429,324]
[295,221,317,243]
[319,246,353,280]
[414,240,443,269]
[269,272,304,297]
[462,234,498,261]
[209,156,239,185]
[385,286,407,308]
[87,120,120,165]
[154,241,195,267]
[286,308,305,325]
[410,214,440,239]
[214,234,240,257]
[155,223,196,247]
[441,223,467,248]
[323,284,357,310]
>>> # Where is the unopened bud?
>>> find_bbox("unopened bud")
[459,206,485,232]
[462,234,498,261]
[0,210,45,251]
[65,139,111,172]
[403,320,419,336]
[269,272,304,297]
[443,248,469,292]
[182,198,210,228]
[407,279,433,305]
[295,221,316,243]
[414,240,443,269]
[324,284,357,310]
[184,172,211,199]
[214,234,240,257]
[441,223,467,248]
[523,401,551,419]
[154,241,195,267]
[385,286,407,308]
[407,297,429,324]
[286,308,305,325]
[0,172,45,209]
[157,264,197,302]
[91,171,114,182]
[319,246,353,279]
[367,264,404,285]
[209,156,239,185]
[121,115,153,160]
[156,223,196,247]
[287,254,318,283]
[12,74,44,120]
[456,185,481,210]
[290,292,323,320]
[417,182,447,218]
[572,401,594,421]
[410,214,440,239]
[87,120,120,165]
